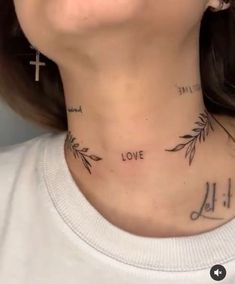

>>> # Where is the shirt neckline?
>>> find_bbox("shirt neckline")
[42,131,235,272]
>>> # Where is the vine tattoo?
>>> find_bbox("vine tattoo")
[65,131,102,174]
[165,109,235,165]
[165,110,214,165]
[190,178,233,221]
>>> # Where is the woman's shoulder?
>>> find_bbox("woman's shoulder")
[0,132,55,215]
[0,133,54,234]
[0,132,53,179]
[0,132,50,157]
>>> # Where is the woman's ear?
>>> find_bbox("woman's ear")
[205,0,231,12]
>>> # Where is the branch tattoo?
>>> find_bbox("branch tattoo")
[165,109,235,166]
[190,178,233,221]
[65,130,102,174]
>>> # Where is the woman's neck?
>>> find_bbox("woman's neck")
[58,26,235,237]
[60,28,206,177]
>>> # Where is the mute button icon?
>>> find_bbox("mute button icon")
[210,264,226,281]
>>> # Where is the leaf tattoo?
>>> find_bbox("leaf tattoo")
[165,110,214,165]
[65,131,102,174]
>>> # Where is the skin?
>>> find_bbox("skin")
[13,0,235,237]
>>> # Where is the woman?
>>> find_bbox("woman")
[0,0,235,283]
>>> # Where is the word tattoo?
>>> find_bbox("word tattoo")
[190,178,233,221]
[165,109,214,165]
[67,106,82,113]
[65,131,102,174]
[176,84,201,96]
[121,150,144,161]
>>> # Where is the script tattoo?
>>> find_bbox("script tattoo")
[121,151,144,161]
[190,178,233,221]
[165,109,214,165]
[176,84,201,96]
[65,131,102,174]
[67,106,83,113]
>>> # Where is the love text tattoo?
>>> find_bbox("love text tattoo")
[67,106,82,113]
[176,84,201,96]
[165,109,214,165]
[121,151,144,162]
[190,178,233,221]
[65,131,102,174]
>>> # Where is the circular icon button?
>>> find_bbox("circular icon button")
[210,264,226,281]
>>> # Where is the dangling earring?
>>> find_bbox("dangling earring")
[29,45,46,82]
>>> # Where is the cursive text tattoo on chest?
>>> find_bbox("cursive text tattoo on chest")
[65,130,102,174]
[190,178,233,221]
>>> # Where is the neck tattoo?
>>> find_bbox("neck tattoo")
[65,130,102,175]
[176,83,202,96]
[165,109,235,166]
[190,178,234,221]
[67,106,83,113]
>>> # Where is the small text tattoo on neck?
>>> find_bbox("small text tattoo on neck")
[121,151,144,161]
[190,178,233,221]
[67,106,82,113]
[65,130,102,174]
[176,84,201,96]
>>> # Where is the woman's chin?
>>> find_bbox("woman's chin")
[44,0,145,34]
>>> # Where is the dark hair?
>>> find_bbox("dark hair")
[0,0,66,132]
[0,1,235,132]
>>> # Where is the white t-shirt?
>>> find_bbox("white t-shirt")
[0,131,234,284]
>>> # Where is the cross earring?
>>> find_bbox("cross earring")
[29,45,46,82]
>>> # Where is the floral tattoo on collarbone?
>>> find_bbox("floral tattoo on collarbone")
[65,131,102,174]
[165,109,235,166]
